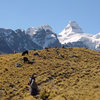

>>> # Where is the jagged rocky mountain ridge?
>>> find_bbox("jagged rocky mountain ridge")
[0,25,61,53]
[0,21,100,54]
[0,28,42,53]
[25,24,61,48]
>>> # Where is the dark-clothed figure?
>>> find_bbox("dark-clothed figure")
[22,50,28,56]
[28,74,38,96]
[14,50,16,54]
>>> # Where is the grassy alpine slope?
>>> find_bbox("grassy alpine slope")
[0,47,100,100]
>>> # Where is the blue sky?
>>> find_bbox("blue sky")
[0,0,100,34]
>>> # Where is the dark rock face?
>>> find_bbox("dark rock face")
[28,27,61,48]
[0,37,12,53]
[0,28,42,54]
[64,41,88,48]
[0,26,61,54]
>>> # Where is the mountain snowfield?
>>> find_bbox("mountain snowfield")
[0,21,100,54]
[58,21,100,51]
[26,24,61,48]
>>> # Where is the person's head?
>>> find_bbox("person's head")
[31,73,36,79]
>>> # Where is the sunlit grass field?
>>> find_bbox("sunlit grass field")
[0,47,100,100]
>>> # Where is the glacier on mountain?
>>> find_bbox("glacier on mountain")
[26,24,61,48]
[58,21,100,51]
[0,21,100,54]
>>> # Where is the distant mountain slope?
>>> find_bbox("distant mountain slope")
[58,21,100,51]
[26,24,61,48]
[0,25,61,54]
[0,21,100,54]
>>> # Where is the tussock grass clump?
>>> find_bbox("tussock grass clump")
[1,47,100,99]
[40,88,50,100]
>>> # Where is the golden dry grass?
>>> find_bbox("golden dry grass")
[0,47,100,100]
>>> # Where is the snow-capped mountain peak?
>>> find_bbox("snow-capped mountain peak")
[58,21,84,44]
[58,21,100,51]
[25,24,54,37]
[25,25,61,48]
[64,21,83,33]
[93,32,100,39]
[25,27,37,36]
[38,24,53,32]
[0,21,100,54]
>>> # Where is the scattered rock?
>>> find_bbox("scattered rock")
[34,53,39,56]
[28,59,35,64]
[9,84,15,88]
[45,48,49,52]
[16,63,22,67]
[15,81,20,84]
[43,56,46,59]
[5,68,8,71]
[13,88,18,91]
[93,85,99,88]
[23,57,29,63]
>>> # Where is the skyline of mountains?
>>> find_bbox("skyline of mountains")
[0,21,100,54]
[58,21,100,51]
[0,24,61,54]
